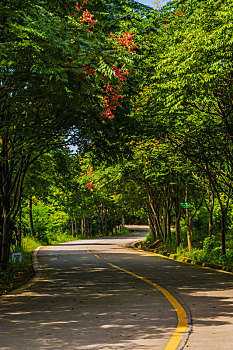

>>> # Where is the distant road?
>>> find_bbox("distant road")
[0,225,233,349]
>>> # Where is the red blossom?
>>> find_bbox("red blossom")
[101,67,130,120]
[174,8,185,16]
[108,32,137,53]
[70,3,134,123]
[86,181,94,190]
[71,1,97,40]
[80,9,98,26]
[83,65,96,74]
[86,168,93,175]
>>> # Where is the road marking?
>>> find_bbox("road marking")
[86,250,100,259]
[107,262,188,350]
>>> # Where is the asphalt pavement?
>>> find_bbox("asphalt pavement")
[0,225,233,349]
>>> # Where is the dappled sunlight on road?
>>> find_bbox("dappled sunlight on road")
[0,265,175,349]
[1,227,233,349]
[0,230,176,349]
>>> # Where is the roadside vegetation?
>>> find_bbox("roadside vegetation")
[138,229,233,273]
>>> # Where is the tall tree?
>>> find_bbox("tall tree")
[0,0,139,268]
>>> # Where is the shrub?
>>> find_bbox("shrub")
[203,236,216,253]
[177,243,185,255]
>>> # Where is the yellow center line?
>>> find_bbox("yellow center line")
[107,262,188,350]
[86,250,100,259]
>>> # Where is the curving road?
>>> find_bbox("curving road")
[0,226,233,349]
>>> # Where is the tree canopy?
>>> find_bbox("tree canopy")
[1,0,233,272]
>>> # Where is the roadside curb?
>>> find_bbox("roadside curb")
[128,241,233,275]
[32,246,42,272]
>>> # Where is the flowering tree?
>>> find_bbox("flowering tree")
[0,0,140,268]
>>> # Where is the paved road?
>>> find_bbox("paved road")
[0,226,233,349]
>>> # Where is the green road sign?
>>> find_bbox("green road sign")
[179,202,190,208]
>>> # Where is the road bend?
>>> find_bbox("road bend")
[0,225,233,349]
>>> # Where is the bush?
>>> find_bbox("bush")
[177,243,185,255]
[203,236,217,253]
[192,206,209,238]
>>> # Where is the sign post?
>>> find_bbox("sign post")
[179,202,190,209]
[12,253,22,263]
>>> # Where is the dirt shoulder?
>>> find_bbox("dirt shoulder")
[0,266,35,296]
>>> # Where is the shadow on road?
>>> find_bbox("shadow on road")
[0,227,233,349]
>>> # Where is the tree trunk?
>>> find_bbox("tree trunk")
[86,217,90,236]
[185,184,192,252]
[220,208,226,255]
[206,182,215,238]
[215,186,231,256]
[148,198,163,240]
[98,217,102,236]
[0,203,3,263]
[147,209,158,241]
[121,214,125,227]
[81,215,85,236]
[173,196,182,247]
[175,215,181,247]
[167,209,171,240]
[104,212,108,236]
[186,208,192,252]
[84,216,87,237]
[208,204,214,237]
[71,218,75,238]
[29,196,35,238]
[17,205,22,247]
[75,217,78,236]
[1,211,11,270]
[163,207,167,241]
[1,190,14,269]
[89,221,92,237]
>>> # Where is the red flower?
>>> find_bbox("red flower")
[86,168,93,175]
[86,181,94,190]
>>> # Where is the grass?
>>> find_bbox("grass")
[0,236,42,296]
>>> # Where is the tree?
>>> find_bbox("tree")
[0,0,139,268]
[129,0,233,254]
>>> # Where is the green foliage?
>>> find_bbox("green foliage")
[203,236,217,254]
[191,207,209,238]
[1,0,145,268]
[176,243,185,256]
[158,236,233,268]
[2,0,233,274]
[21,236,42,254]
[0,235,40,294]
[22,198,69,244]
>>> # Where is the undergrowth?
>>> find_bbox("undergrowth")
[139,234,233,269]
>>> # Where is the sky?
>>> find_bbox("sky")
[137,0,169,8]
